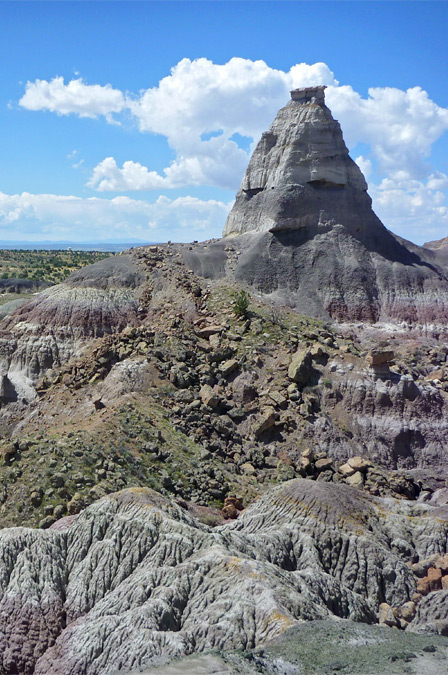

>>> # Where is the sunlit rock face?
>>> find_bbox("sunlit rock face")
[223,86,372,237]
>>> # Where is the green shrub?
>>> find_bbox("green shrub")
[231,289,250,319]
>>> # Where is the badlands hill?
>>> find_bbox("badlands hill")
[0,87,448,673]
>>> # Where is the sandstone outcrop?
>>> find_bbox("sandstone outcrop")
[223,86,369,237]
[1,480,448,674]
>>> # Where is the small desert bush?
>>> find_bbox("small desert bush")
[231,289,250,319]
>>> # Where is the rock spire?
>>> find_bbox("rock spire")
[223,86,372,237]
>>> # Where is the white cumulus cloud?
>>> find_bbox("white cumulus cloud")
[369,177,448,242]
[88,58,337,192]
[0,191,231,242]
[326,85,448,180]
[19,76,125,119]
[88,135,249,192]
[127,57,337,141]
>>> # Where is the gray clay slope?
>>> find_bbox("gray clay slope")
[1,480,448,674]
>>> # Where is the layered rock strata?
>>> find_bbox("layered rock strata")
[0,255,143,402]
[216,87,448,322]
[3,88,448,405]
[223,86,370,237]
[1,480,447,674]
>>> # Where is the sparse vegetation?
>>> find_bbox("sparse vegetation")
[0,249,112,286]
[231,289,250,319]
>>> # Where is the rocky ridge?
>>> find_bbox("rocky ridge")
[1,255,448,531]
[0,254,143,402]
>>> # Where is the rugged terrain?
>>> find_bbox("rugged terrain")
[2,481,448,674]
[0,86,448,673]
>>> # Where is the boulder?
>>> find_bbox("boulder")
[435,554,448,572]
[400,601,416,622]
[347,456,373,472]
[366,350,394,367]
[0,442,16,464]
[346,471,364,488]
[268,390,287,408]
[199,385,221,409]
[253,407,278,436]
[378,602,398,627]
[427,567,443,591]
[195,325,222,339]
[219,359,239,377]
[288,348,313,386]
[339,462,356,477]
[315,457,333,472]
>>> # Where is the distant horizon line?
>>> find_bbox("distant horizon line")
[0,239,160,252]
[0,239,153,245]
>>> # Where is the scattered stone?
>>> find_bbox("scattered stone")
[288,348,313,386]
[366,350,395,366]
[240,462,256,475]
[400,601,416,622]
[300,457,313,473]
[339,462,356,477]
[0,442,16,465]
[346,471,364,488]
[195,325,222,339]
[427,567,443,591]
[379,602,398,627]
[222,495,244,519]
[435,554,448,572]
[51,474,65,488]
[347,456,372,472]
[199,385,221,409]
[315,457,333,472]
[67,492,85,515]
[411,554,441,578]
[417,577,431,596]
[277,460,296,481]
[253,408,278,436]
[219,359,238,377]
[38,516,55,529]
[268,391,287,408]
[30,490,42,507]
[53,504,66,519]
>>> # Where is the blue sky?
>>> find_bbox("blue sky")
[1,1,448,244]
